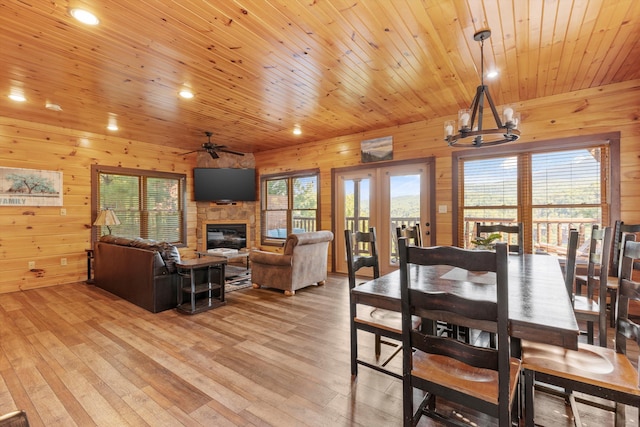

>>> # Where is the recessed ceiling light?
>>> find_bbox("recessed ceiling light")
[179,89,194,99]
[45,101,63,111]
[8,93,26,102]
[487,70,499,79]
[293,126,302,135]
[8,87,26,102]
[107,113,118,131]
[69,8,100,25]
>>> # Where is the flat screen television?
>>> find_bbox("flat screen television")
[193,168,256,202]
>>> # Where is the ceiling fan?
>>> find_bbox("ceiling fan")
[181,131,245,159]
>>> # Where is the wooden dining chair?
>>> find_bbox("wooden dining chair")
[345,228,419,379]
[397,223,470,342]
[605,220,640,326]
[398,239,520,426]
[476,222,524,254]
[522,235,640,427]
[571,225,612,347]
[396,223,422,247]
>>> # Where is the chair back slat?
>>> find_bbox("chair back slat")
[476,222,523,254]
[406,244,498,272]
[616,235,640,356]
[409,290,497,322]
[409,330,499,370]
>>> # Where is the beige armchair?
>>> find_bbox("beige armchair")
[250,230,334,295]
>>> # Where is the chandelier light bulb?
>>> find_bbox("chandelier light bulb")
[445,124,453,136]
[503,107,514,123]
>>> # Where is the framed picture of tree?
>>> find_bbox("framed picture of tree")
[0,167,63,206]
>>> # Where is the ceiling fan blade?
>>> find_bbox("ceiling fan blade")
[217,148,245,156]
[209,151,219,159]
[180,149,201,155]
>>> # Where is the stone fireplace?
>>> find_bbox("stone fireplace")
[194,152,257,252]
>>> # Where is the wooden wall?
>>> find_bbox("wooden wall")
[0,119,200,293]
[0,79,638,294]
[254,80,640,249]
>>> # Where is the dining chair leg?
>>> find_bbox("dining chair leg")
[350,313,358,376]
[586,322,594,345]
[615,402,625,426]
[609,289,617,328]
[524,369,535,427]
[598,313,607,347]
[375,333,381,359]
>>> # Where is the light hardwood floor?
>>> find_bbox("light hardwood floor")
[0,275,636,426]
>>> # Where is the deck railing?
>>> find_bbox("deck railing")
[292,216,600,258]
[465,218,599,257]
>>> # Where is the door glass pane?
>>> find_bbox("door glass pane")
[390,174,421,263]
[344,178,371,259]
[343,178,370,233]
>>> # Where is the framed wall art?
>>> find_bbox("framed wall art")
[0,167,63,206]
[361,136,393,163]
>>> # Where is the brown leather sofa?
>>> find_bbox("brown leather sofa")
[249,230,334,295]
[93,235,181,313]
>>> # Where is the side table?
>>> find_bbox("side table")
[176,256,227,314]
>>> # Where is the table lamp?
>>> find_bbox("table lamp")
[94,209,121,235]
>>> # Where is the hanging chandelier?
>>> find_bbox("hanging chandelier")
[444,29,520,147]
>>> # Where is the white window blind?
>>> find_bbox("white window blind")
[95,167,186,244]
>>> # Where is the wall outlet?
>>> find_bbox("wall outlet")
[28,261,36,269]
[60,208,67,216]
[61,258,67,266]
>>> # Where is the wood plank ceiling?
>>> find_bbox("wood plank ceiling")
[1,0,639,154]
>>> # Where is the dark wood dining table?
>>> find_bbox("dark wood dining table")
[352,254,579,351]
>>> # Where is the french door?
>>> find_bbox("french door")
[335,161,433,276]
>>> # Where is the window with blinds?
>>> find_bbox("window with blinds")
[92,165,186,245]
[456,138,612,255]
[261,170,319,245]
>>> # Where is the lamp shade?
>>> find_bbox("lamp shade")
[94,209,121,234]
